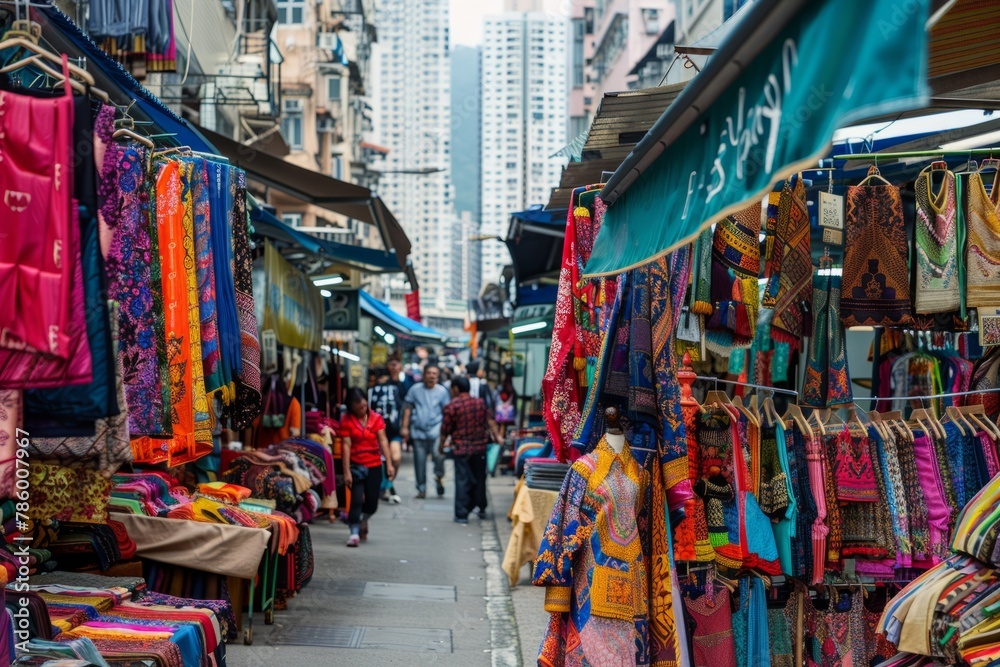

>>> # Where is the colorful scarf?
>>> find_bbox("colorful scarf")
[770,176,812,348]
[841,181,912,327]
[542,185,608,461]
[692,226,714,315]
[230,170,263,431]
[914,167,960,314]
[207,161,240,398]
[706,202,761,354]
[186,159,223,393]
[803,272,853,407]
[761,190,782,308]
[104,145,170,437]
[965,170,1000,308]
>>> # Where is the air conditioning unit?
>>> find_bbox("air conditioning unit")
[318,32,340,52]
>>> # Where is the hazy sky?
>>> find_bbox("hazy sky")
[450,0,503,48]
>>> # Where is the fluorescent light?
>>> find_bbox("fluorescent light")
[374,325,386,336]
[940,128,1000,151]
[511,321,547,335]
[313,276,344,286]
[321,345,331,352]
[320,289,333,297]
[384,333,396,345]
[336,350,360,362]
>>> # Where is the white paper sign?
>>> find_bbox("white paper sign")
[819,192,844,230]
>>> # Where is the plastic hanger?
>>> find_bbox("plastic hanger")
[0,28,111,104]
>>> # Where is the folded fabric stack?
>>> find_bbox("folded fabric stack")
[110,472,187,517]
[11,573,231,667]
[878,473,1000,665]
[524,458,571,492]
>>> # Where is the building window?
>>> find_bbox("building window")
[281,98,304,149]
[724,0,750,21]
[277,0,305,24]
[331,155,343,180]
[572,18,584,88]
[282,213,303,228]
[642,8,659,34]
[327,75,341,103]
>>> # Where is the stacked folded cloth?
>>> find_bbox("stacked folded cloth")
[524,458,571,492]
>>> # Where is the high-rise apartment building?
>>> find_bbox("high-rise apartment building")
[371,0,464,327]
[480,8,570,288]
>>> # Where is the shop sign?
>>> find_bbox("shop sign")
[512,304,554,323]
[262,241,324,351]
[323,289,360,331]
[586,0,929,276]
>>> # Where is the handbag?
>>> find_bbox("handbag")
[262,376,287,429]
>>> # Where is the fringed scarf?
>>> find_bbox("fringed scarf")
[706,203,761,354]
[230,170,263,431]
[542,184,610,461]
[914,167,959,314]
[771,176,812,348]
[841,181,912,327]
[187,159,224,394]
[761,190,783,308]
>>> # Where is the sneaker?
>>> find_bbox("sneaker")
[415,491,426,500]
[478,510,489,520]
[379,492,390,502]
[389,494,402,504]
[346,534,360,547]
[435,476,445,497]
[360,520,369,541]
[453,517,469,524]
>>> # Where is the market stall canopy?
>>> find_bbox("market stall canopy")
[507,207,567,285]
[359,291,447,343]
[198,127,413,276]
[586,0,932,276]
[546,84,686,210]
[249,204,401,274]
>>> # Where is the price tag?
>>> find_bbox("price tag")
[819,192,844,230]
[822,228,843,245]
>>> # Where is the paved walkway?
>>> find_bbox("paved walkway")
[226,450,532,666]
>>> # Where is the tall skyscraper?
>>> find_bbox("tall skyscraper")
[372,0,463,325]
[480,8,569,288]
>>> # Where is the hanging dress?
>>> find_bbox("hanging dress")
[914,165,960,313]
[841,178,913,327]
[966,169,1000,308]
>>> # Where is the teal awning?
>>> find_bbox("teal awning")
[585,0,930,276]
[359,291,446,343]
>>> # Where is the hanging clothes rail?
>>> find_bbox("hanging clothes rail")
[693,375,799,397]
[832,147,1000,161]
[852,386,1000,402]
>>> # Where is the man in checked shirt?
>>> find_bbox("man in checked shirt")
[439,375,502,524]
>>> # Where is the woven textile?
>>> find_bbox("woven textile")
[966,170,1000,308]
[706,203,761,353]
[841,182,913,327]
[803,273,853,407]
[770,176,812,348]
[693,226,714,315]
[914,168,960,313]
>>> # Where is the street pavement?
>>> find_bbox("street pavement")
[226,449,545,666]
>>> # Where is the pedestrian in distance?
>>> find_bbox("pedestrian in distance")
[401,364,450,499]
[369,361,405,504]
[439,376,500,524]
[340,387,396,547]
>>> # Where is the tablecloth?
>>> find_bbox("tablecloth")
[501,481,558,586]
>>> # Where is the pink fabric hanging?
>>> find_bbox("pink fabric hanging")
[0,391,21,499]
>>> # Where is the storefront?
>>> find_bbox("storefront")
[523,1,1000,665]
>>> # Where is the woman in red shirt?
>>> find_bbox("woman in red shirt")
[341,388,395,547]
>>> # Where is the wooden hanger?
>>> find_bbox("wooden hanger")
[783,404,810,434]
[808,408,827,436]
[848,406,870,436]
[867,410,891,441]
[943,406,975,437]
[908,407,943,440]
[961,404,1000,440]
[858,164,894,187]
[733,394,760,428]
[761,396,780,428]
[882,410,914,442]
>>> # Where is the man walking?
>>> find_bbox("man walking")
[439,376,500,524]
[369,361,404,503]
[401,365,450,498]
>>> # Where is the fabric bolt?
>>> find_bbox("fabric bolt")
[534,437,651,667]
[769,175,813,349]
[914,166,961,313]
[104,144,170,438]
[841,180,913,326]
[28,462,111,524]
[966,169,1000,308]
[706,202,762,354]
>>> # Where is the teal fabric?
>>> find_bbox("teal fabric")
[585,0,930,276]
[772,425,797,575]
